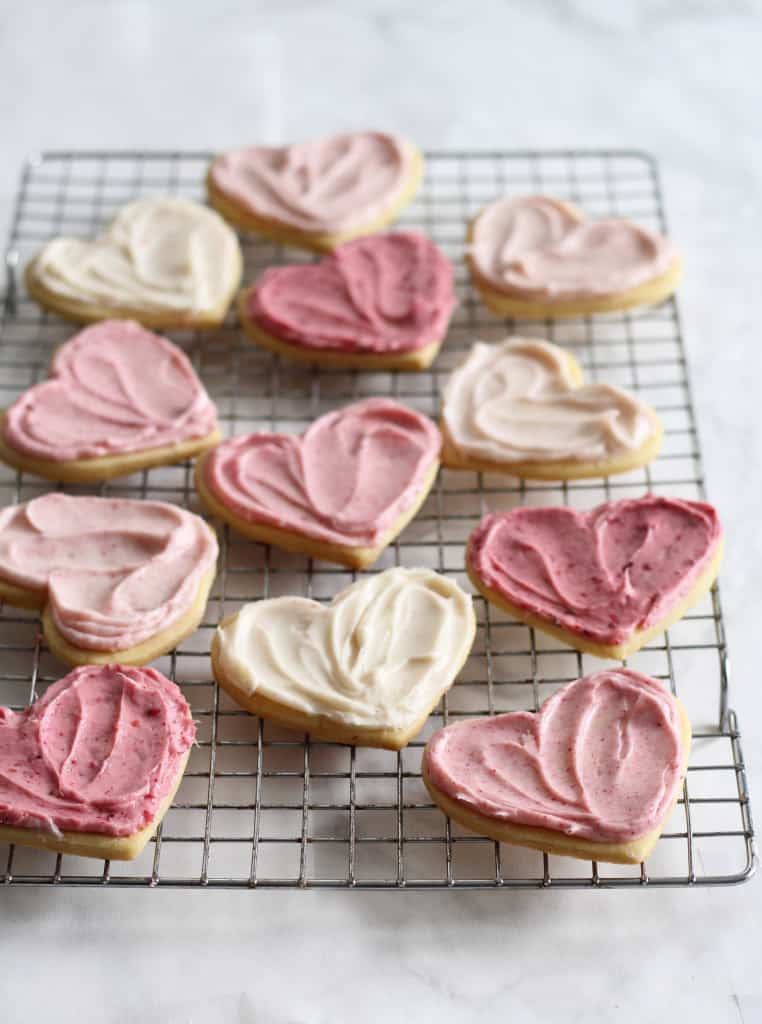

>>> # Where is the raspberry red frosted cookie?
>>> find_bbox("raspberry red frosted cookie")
[468,195,681,318]
[207,131,423,251]
[441,337,662,478]
[238,232,456,371]
[466,496,723,659]
[0,494,218,667]
[0,664,194,860]
[0,320,220,483]
[196,398,440,569]
[423,668,690,864]
[26,197,242,329]
[213,567,476,749]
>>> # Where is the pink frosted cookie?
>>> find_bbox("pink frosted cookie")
[0,664,194,860]
[0,493,218,666]
[468,195,682,318]
[0,320,220,482]
[207,131,423,251]
[238,232,456,371]
[195,398,441,569]
[467,496,723,658]
[423,668,691,864]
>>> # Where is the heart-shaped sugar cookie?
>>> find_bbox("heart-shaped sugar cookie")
[196,398,441,569]
[441,337,661,478]
[0,493,218,666]
[468,195,681,318]
[208,131,423,250]
[0,664,194,860]
[239,232,456,370]
[0,320,220,482]
[467,496,723,658]
[212,567,476,749]
[423,668,690,864]
[26,197,242,329]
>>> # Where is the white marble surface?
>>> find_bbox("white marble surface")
[1,1,761,1020]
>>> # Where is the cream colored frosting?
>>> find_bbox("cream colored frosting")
[470,195,676,299]
[214,568,475,730]
[442,338,658,463]
[30,197,241,314]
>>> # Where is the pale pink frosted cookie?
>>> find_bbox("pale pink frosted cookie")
[208,131,423,250]
[196,398,441,569]
[423,668,691,864]
[239,232,456,370]
[468,195,681,318]
[0,493,218,666]
[467,496,723,659]
[0,320,220,482]
[0,664,194,860]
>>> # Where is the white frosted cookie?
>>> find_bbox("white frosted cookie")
[440,337,662,479]
[26,197,242,329]
[468,195,682,318]
[212,567,476,749]
[207,131,423,251]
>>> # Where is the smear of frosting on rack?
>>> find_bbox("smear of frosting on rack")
[247,232,456,353]
[210,131,416,234]
[203,398,441,547]
[467,497,722,647]
[424,668,684,842]
[30,197,240,314]
[0,494,218,651]
[470,195,676,298]
[215,567,475,729]
[3,321,218,462]
[0,665,195,836]
[442,338,659,463]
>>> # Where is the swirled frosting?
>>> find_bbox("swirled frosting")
[247,232,456,354]
[424,668,684,843]
[468,497,722,647]
[215,568,475,729]
[203,398,441,547]
[442,338,659,463]
[0,665,194,837]
[470,196,676,298]
[0,494,218,651]
[3,320,217,462]
[30,197,241,314]
[210,131,416,234]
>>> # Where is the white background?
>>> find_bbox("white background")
[1,2,761,1021]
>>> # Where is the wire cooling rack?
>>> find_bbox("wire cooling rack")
[0,149,755,889]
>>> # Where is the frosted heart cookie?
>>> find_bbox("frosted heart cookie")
[441,337,661,478]
[195,398,440,569]
[423,668,690,864]
[213,567,475,749]
[0,493,218,667]
[208,131,423,251]
[238,232,456,370]
[26,197,242,329]
[467,496,723,659]
[468,195,681,318]
[0,664,194,861]
[0,320,220,483]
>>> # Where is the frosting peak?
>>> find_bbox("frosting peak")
[0,494,218,651]
[470,195,676,299]
[424,668,685,843]
[3,320,218,462]
[0,665,194,837]
[210,132,416,235]
[247,232,456,354]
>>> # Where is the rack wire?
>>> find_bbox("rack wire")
[0,149,755,889]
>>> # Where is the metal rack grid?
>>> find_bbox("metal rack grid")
[0,149,755,889]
